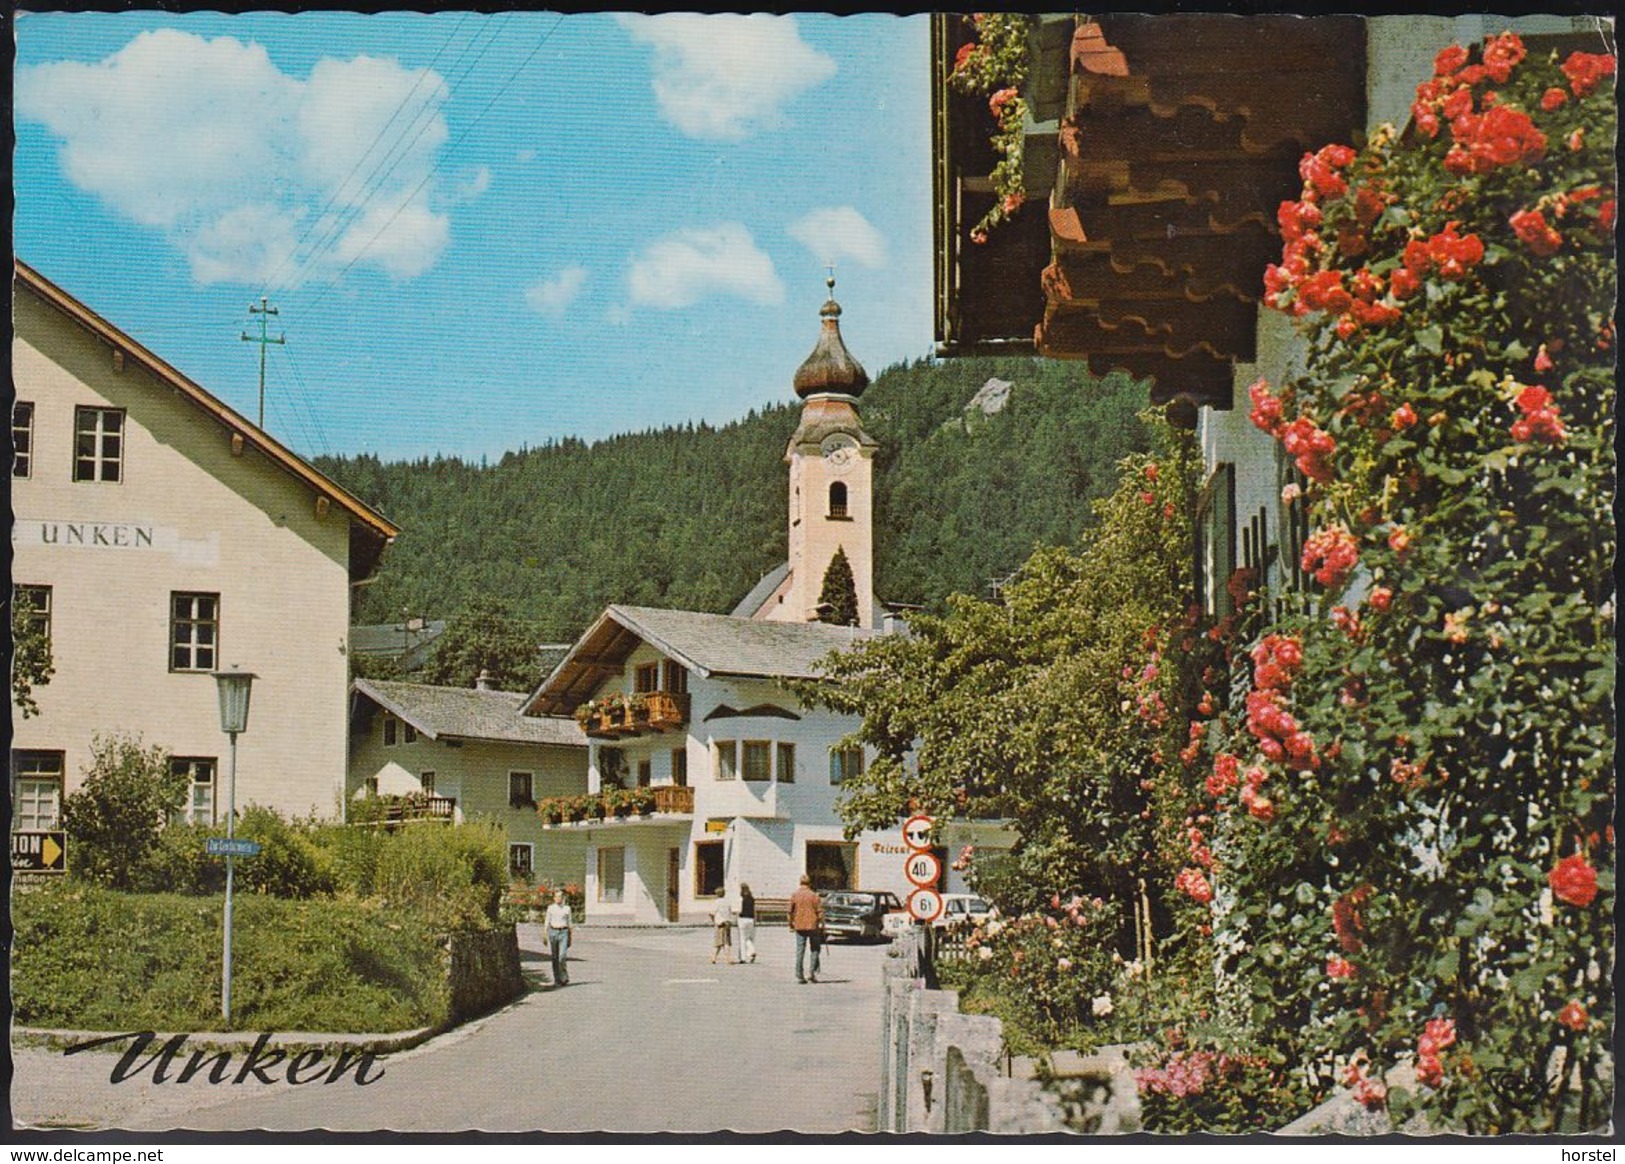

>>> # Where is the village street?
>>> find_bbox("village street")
[11,924,887,1134]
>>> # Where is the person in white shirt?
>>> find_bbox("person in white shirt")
[544,888,573,986]
[710,895,736,965]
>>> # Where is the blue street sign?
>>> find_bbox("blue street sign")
[206,838,262,858]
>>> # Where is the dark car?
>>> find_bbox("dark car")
[820,890,904,942]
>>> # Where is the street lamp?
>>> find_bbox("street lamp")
[212,666,257,1025]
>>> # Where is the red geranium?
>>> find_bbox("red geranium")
[1556,1001,1589,1031]
[1561,51,1617,99]
[1510,208,1563,257]
[1481,30,1526,84]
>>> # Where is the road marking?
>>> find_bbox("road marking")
[663,978,719,984]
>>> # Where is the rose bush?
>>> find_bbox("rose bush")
[1185,33,1613,1132]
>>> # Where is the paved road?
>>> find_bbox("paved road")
[11,924,886,1134]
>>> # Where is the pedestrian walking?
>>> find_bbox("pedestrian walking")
[789,874,825,983]
[738,882,758,964]
[544,888,573,986]
[711,895,737,965]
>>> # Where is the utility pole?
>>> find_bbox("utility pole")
[241,297,285,430]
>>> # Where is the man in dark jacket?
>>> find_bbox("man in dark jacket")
[788,874,824,984]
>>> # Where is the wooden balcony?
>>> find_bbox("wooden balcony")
[651,784,694,815]
[538,783,694,829]
[582,691,692,739]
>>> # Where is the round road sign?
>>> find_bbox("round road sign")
[907,887,945,923]
[902,814,935,851]
[904,850,942,888]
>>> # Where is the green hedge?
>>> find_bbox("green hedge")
[12,881,450,1033]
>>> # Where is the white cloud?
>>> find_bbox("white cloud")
[615,14,836,141]
[625,223,783,311]
[787,206,887,270]
[16,29,457,286]
[526,266,589,317]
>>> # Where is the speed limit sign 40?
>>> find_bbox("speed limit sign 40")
[904,850,942,888]
[907,887,945,923]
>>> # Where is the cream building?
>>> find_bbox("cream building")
[348,676,588,886]
[10,261,399,828]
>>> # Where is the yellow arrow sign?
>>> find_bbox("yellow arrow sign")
[41,835,62,868]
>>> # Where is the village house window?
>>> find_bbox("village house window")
[805,841,856,891]
[662,660,688,693]
[170,592,219,672]
[509,771,535,809]
[671,747,688,786]
[383,716,398,746]
[510,843,534,880]
[715,740,738,781]
[364,776,380,797]
[637,759,653,787]
[742,740,771,782]
[170,757,217,825]
[828,481,849,518]
[829,746,864,786]
[420,771,436,796]
[13,401,34,478]
[73,406,125,483]
[634,662,660,693]
[694,840,724,898]
[599,746,627,788]
[404,723,418,744]
[14,584,51,643]
[777,742,796,783]
[598,847,626,903]
[13,751,64,831]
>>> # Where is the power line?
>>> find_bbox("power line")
[302,13,566,316]
[278,342,335,457]
[255,12,475,299]
[269,15,518,299]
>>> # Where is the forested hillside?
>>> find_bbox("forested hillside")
[317,357,1151,639]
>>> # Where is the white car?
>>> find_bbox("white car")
[882,892,992,938]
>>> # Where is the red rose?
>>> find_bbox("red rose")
[1416,1054,1444,1088]
[1510,208,1563,257]
[1549,853,1599,907]
[1561,51,1616,98]
[1481,30,1526,83]
[1541,86,1569,111]
[1390,268,1421,299]
[1369,586,1393,612]
[1434,44,1469,77]
[1516,383,1552,412]
[1556,1001,1589,1031]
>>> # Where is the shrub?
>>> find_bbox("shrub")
[230,805,338,898]
[369,821,508,933]
[61,734,186,890]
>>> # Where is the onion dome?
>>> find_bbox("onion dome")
[792,276,869,399]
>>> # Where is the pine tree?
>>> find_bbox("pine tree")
[818,546,860,627]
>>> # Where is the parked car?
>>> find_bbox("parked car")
[820,890,904,941]
[934,894,992,928]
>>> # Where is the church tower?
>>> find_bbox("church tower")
[767,276,878,629]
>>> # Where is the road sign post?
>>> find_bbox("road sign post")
[905,850,942,889]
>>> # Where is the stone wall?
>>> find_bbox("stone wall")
[446,927,524,1024]
[878,930,1142,1134]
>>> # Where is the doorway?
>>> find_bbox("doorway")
[666,848,681,922]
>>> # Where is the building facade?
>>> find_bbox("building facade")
[10,261,399,828]
[348,677,588,886]
[522,290,1006,922]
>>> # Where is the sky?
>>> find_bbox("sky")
[13,11,934,462]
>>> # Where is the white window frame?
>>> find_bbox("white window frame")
[73,405,125,483]
[170,592,219,673]
[14,584,51,644]
[509,842,534,880]
[171,757,217,825]
[13,751,64,831]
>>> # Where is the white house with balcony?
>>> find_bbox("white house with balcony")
[519,284,1011,923]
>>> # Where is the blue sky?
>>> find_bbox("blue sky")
[14,12,932,461]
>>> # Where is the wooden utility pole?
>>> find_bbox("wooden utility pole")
[241,297,285,429]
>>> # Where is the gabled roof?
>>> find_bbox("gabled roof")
[523,604,876,715]
[14,260,400,576]
[730,561,792,618]
[354,678,586,747]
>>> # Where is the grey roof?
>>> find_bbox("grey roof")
[350,620,448,671]
[729,561,791,618]
[603,604,874,681]
[354,677,586,747]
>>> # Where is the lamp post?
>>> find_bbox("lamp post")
[212,666,256,1026]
